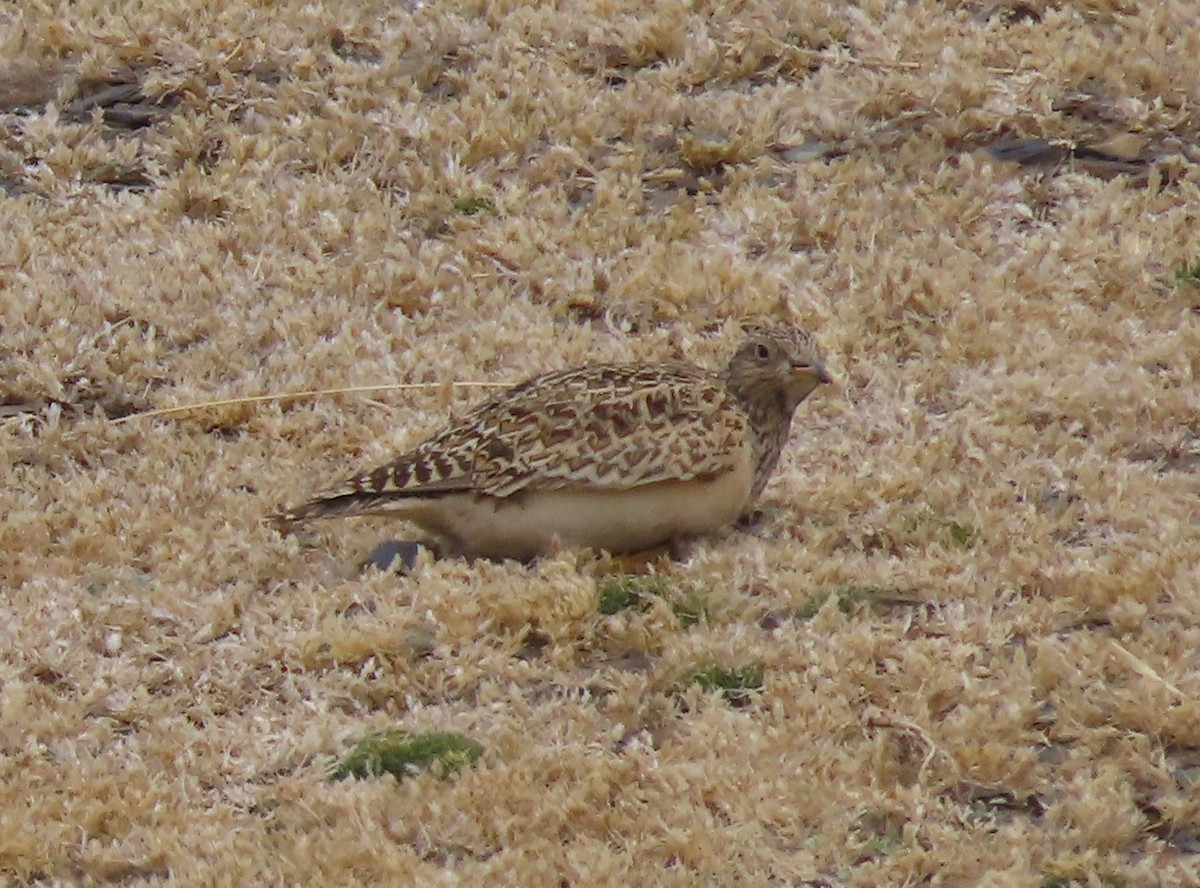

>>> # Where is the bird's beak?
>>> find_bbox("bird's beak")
[795,362,832,385]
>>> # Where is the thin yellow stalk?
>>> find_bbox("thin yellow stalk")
[110,382,508,424]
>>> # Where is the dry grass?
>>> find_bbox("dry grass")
[3,0,1200,885]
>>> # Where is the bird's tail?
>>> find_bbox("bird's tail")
[267,492,383,533]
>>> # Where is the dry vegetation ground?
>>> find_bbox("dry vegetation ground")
[2,0,1199,885]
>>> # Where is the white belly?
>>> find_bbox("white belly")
[407,447,756,559]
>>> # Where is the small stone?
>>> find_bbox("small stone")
[361,539,423,574]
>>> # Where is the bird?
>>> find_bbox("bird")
[272,323,831,560]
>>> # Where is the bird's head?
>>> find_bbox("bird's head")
[725,323,832,410]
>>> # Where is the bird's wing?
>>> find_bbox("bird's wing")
[274,363,749,524]
[470,363,749,496]
[272,423,481,524]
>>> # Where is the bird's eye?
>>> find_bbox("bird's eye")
[755,343,771,360]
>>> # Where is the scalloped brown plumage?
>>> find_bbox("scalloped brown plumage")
[272,324,830,559]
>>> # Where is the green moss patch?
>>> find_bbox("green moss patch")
[329,730,484,782]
